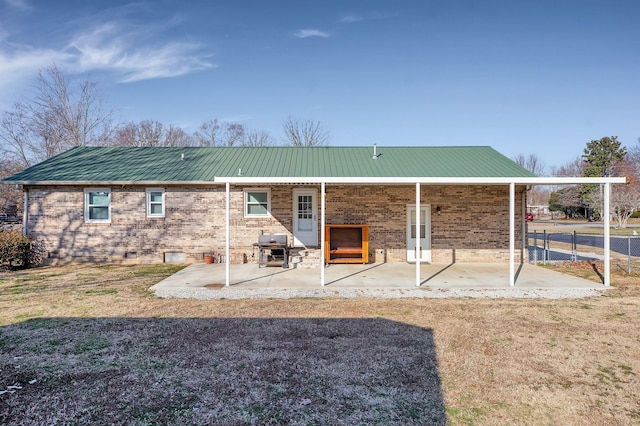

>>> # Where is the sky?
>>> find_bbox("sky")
[1,0,639,173]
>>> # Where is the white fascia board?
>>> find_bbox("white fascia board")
[214,176,626,185]
[8,180,217,186]
[7,176,626,186]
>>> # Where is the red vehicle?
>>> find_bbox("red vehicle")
[526,213,534,221]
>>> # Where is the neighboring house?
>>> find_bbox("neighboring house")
[1,145,624,286]
[528,205,550,217]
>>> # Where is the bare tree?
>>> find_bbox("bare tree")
[551,156,586,177]
[553,155,640,227]
[113,120,195,147]
[513,153,546,176]
[0,65,115,167]
[589,159,640,228]
[586,165,639,228]
[137,120,164,147]
[223,123,245,147]
[164,125,195,147]
[514,153,548,215]
[282,116,329,146]
[112,122,139,146]
[629,138,640,171]
[194,119,246,147]
[194,119,222,146]
[608,187,640,229]
[0,109,35,166]
[527,186,551,206]
[0,157,23,215]
[244,130,274,147]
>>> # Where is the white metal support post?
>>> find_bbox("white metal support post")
[416,182,421,287]
[321,182,326,287]
[509,182,515,287]
[225,182,230,287]
[522,190,527,264]
[604,182,611,287]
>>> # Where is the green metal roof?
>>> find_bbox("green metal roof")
[2,146,536,183]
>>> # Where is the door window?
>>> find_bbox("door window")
[297,195,313,231]
[410,210,426,239]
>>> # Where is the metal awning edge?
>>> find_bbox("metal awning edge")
[3,176,626,186]
[213,176,627,185]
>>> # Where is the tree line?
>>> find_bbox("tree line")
[0,65,329,170]
[515,136,640,229]
[0,66,330,213]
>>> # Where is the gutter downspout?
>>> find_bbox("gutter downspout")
[23,188,28,236]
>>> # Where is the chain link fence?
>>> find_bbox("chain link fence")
[528,231,640,274]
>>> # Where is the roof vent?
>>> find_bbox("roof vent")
[181,153,185,160]
[238,168,244,177]
[372,143,381,160]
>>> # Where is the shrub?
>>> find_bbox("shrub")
[632,210,640,219]
[0,231,45,271]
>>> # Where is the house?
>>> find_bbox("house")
[1,145,624,286]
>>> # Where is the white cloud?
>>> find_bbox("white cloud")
[3,0,31,11]
[339,15,362,24]
[220,114,253,123]
[67,22,215,82]
[294,29,330,39]
[0,41,69,95]
[114,42,215,83]
[0,18,216,96]
[59,21,214,83]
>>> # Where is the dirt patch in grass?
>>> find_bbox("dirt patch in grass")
[204,283,225,289]
[2,263,640,425]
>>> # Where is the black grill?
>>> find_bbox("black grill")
[256,234,288,268]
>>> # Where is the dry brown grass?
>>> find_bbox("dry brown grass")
[1,263,640,425]
[529,217,640,235]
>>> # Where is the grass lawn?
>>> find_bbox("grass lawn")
[1,263,640,425]
[529,217,640,235]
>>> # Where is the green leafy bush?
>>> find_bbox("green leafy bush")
[0,231,45,271]
[631,210,640,219]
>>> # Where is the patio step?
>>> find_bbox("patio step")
[289,248,322,269]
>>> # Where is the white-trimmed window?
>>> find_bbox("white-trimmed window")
[84,188,111,223]
[146,188,165,218]
[244,188,271,217]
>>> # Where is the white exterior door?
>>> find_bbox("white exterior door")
[293,189,318,247]
[406,205,431,262]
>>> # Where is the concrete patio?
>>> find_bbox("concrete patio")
[150,262,608,299]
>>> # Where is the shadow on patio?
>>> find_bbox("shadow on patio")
[151,262,604,292]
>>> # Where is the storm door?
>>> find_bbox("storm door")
[293,189,318,247]
[406,205,431,262]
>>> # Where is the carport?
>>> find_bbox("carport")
[215,176,625,288]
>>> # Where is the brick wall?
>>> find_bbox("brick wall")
[325,185,526,263]
[25,184,526,264]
